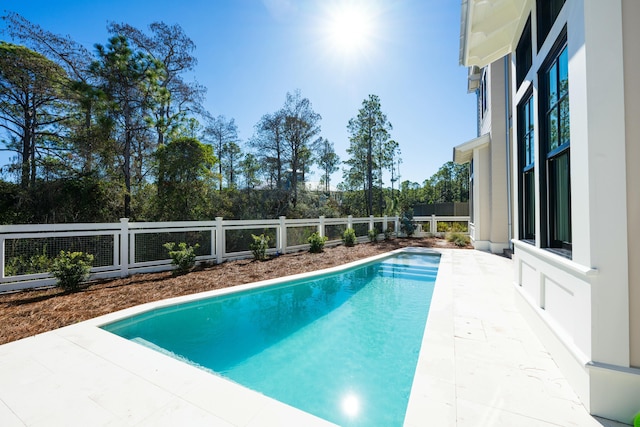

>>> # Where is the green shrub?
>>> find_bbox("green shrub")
[308,232,328,253]
[249,234,270,261]
[447,232,470,247]
[51,251,94,292]
[400,211,416,237]
[342,228,357,247]
[384,226,393,240]
[437,221,469,233]
[5,251,52,277]
[368,229,378,243]
[163,242,199,274]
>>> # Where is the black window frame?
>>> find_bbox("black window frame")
[518,90,535,243]
[516,16,532,88]
[536,0,566,50]
[538,28,571,257]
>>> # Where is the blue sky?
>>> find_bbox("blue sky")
[1,0,476,185]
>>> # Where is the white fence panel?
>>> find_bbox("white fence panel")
[0,214,468,292]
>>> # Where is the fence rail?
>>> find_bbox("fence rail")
[0,215,469,293]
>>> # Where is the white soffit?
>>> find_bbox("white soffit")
[453,133,491,164]
[460,0,530,67]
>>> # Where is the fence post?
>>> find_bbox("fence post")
[0,235,5,280]
[383,216,388,233]
[395,215,400,236]
[431,214,437,235]
[369,215,374,232]
[318,215,325,238]
[215,217,223,264]
[279,216,287,255]
[347,215,353,229]
[119,218,129,277]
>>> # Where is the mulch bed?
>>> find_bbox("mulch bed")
[0,237,469,345]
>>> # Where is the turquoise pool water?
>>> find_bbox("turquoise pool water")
[103,251,440,426]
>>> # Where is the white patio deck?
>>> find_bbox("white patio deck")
[0,249,630,426]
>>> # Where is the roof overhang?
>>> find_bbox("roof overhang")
[459,0,530,67]
[453,133,491,164]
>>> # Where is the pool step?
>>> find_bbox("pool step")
[377,263,439,275]
[376,264,438,281]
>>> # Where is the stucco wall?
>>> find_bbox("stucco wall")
[488,59,509,249]
[622,0,640,369]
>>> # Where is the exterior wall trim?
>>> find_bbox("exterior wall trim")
[513,239,598,279]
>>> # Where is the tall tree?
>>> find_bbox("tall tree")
[281,90,321,207]
[203,115,238,190]
[398,180,421,212]
[315,137,340,193]
[426,161,469,203]
[374,138,399,214]
[221,141,242,189]
[250,111,286,190]
[390,157,402,214]
[239,152,261,191]
[0,42,70,188]
[155,136,216,220]
[107,22,204,147]
[345,94,392,216]
[2,12,105,174]
[90,35,164,218]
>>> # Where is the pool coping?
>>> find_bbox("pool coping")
[1,248,616,426]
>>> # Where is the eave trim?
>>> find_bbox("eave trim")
[453,133,491,164]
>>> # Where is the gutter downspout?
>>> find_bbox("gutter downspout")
[504,55,513,251]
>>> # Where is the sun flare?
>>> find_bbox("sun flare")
[323,2,377,56]
[341,393,361,417]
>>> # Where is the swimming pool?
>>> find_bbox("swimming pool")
[103,250,440,426]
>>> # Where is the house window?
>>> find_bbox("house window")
[540,33,571,255]
[537,0,566,50]
[518,93,535,241]
[480,70,487,119]
[516,17,532,88]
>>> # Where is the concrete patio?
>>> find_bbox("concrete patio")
[0,249,631,426]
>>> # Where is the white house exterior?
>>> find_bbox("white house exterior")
[456,0,640,423]
[453,61,511,255]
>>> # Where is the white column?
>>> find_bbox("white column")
[572,0,629,366]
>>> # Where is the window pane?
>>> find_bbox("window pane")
[559,48,569,97]
[560,97,570,146]
[537,0,566,50]
[524,169,535,239]
[548,108,559,152]
[516,18,532,87]
[550,151,571,245]
[526,133,534,166]
[547,63,558,107]
[528,98,534,130]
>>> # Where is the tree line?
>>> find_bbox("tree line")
[0,13,467,224]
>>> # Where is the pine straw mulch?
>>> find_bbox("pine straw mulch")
[0,237,470,345]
